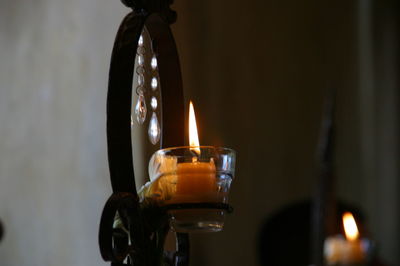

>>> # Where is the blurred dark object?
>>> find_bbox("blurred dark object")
[258,200,364,266]
[312,88,336,266]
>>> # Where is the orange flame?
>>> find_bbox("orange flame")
[343,212,359,241]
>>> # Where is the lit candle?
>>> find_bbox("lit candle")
[341,212,364,263]
[143,101,236,232]
[324,212,367,265]
[173,101,217,202]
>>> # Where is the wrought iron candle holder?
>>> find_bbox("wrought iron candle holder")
[99,1,236,265]
[144,146,236,233]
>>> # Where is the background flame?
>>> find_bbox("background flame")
[343,212,359,241]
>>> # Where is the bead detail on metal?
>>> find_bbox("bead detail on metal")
[137,74,144,86]
[136,66,145,75]
[149,49,160,144]
[135,33,147,124]
[148,112,161,144]
[138,34,144,46]
[151,55,158,70]
[151,97,158,110]
[135,92,147,124]
[151,77,158,90]
[138,54,144,66]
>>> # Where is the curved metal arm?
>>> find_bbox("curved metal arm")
[100,2,187,265]
[121,0,177,24]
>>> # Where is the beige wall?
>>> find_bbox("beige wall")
[0,1,125,265]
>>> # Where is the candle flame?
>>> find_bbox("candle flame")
[189,101,201,155]
[343,212,359,241]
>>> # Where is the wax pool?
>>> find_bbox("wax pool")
[324,236,366,265]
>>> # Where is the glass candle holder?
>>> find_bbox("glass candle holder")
[144,146,236,232]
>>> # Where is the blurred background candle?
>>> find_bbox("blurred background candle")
[324,212,370,265]
[342,212,364,264]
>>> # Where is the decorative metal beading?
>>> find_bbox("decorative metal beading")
[99,1,188,265]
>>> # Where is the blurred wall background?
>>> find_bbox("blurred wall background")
[0,1,126,265]
[0,1,398,266]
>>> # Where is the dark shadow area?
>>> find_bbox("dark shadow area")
[258,199,391,266]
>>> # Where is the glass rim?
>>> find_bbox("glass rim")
[153,146,236,155]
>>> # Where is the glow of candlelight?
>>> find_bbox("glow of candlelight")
[343,212,359,241]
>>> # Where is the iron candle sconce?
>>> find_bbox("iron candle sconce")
[98,1,236,265]
[143,146,236,233]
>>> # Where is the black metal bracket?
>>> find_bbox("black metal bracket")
[99,1,187,265]
[99,2,233,265]
[120,0,177,24]
[99,195,233,265]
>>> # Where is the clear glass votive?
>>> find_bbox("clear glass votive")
[145,146,236,232]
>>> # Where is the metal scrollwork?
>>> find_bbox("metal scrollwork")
[99,1,234,265]
[99,1,186,265]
